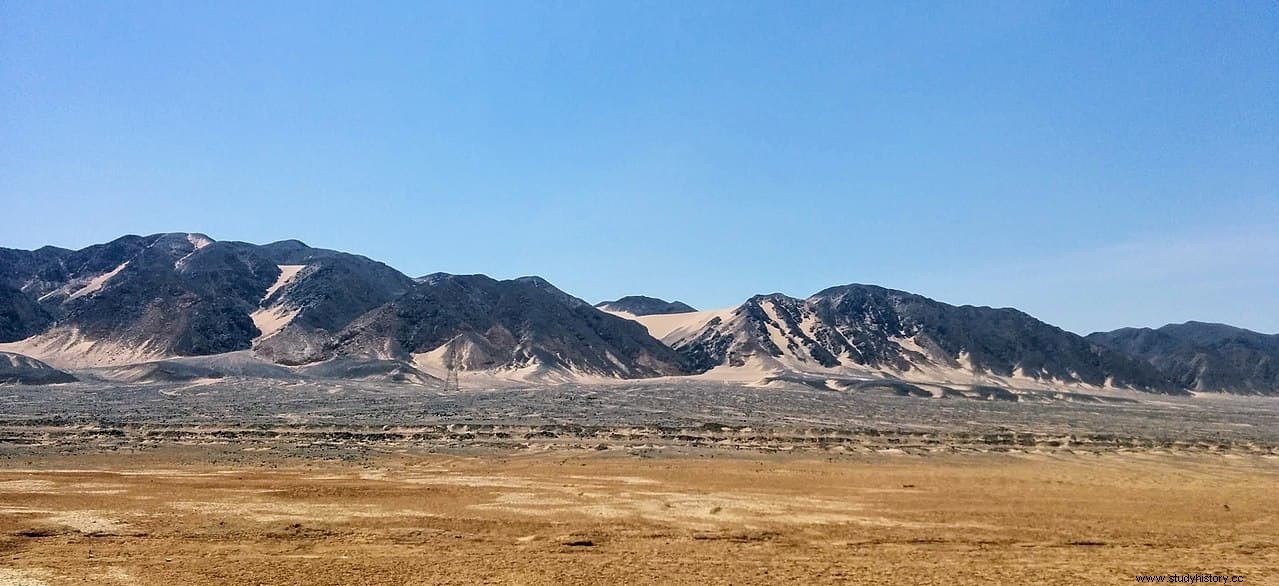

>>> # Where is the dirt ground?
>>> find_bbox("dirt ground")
[0,449,1275,585]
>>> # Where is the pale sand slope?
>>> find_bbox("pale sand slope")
[250,264,306,342]
[0,328,166,369]
[602,308,738,342]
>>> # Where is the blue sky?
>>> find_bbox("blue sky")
[2,1,1276,334]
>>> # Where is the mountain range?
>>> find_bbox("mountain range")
[0,233,1275,395]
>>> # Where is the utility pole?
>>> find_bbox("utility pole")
[443,337,461,392]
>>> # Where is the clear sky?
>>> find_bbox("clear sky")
[3,1,1277,334]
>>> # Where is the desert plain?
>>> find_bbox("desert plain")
[0,379,1276,585]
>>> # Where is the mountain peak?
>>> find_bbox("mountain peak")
[596,295,697,316]
[512,276,589,308]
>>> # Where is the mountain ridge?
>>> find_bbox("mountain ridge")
[660,284,1182,393]
[1087,322,1279,394]
[0,234,1274,394]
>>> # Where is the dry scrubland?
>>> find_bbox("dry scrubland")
[0,380,1276,584]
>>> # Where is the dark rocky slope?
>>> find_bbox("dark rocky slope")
[334,274,689,378]
[596,295,697,316]
[674,284,1180,393]
[1088,322,1279,394]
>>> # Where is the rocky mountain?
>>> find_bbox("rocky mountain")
[1088,322,1279,394]
[0,233,273,365]
[249,251,416,365]
[665,284,1180,393]
[333,274,689,379]
[2,233,1275,393]
[596,295,696,316]
[0,234,688,380]
[0,233,412,369]
[0,284,53,342]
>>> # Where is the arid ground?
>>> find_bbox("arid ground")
[0,447,1275,585]
[1,380,1277,584]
